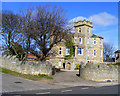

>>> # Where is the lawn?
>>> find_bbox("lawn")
[0,67,53,80]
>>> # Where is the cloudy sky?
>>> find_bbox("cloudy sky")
[2,2,118,50]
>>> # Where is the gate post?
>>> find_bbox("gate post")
[52,66,55,75]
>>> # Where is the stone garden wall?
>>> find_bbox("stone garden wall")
[80,63,119,82]
[0,55,52,76]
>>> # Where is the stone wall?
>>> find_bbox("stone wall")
[0,55,52,76]
[80,63,119,82]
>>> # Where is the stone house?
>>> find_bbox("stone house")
[49,20,104,70]
[115,50,120,63]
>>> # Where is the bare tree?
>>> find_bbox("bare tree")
[103,42,115,61]
[1,11,22,55]
[31,5,72,60]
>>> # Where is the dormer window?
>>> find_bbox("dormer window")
[87,28,89,33]
[79,28,81,33]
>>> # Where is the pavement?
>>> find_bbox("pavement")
[1,69,119,94]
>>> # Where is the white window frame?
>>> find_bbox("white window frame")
[77,48,83,55]
[94,49,96,57]
[94,38,96,44]
[74,36,77,43]
[59,60,61,66]
[66,48,70,55]
[79,37,82,44]
[87,38,89,44]
[79,28,81,33]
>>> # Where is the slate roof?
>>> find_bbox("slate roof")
[91,34,104,39]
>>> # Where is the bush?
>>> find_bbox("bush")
[55,68,60,72]
[74,64,80,70]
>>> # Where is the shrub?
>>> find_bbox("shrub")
[74,64,80,70]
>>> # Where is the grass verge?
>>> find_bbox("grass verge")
[0,67,53,80]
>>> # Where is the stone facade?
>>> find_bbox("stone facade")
[0,55,52,76]
[80,63,119,82]
[49,20,103,70]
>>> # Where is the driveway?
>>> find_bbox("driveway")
[52,69,118,87]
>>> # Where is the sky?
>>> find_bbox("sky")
[2,2,118,50]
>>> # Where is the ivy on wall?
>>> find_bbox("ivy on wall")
[64,40,74,60]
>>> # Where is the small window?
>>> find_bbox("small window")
[94,49,96,57]
[87,28,89,33]
[59,60,61,66]
[79,28,81,33]
[100,39,101,44]
[77,48,83,55]
[74,36,77,43]
[94,38,96,44]
[79,38,82,44]
[87,38,89,44]
[66,48,70,55]
[59,47,62,55]
[100,50,102,57]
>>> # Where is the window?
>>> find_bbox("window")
[87,38,89,44]
[59,60,61,66]
[100,50,102,57]
[59,47,62,55]
[94,49,96,57]
[66,48,70,55]
[74,36,77,43]
[77,48,83,55]
[87,28,89,33]
[94,38,96,44]
[79,37,82,44]
[100,39,101,44]
[79,28,81,33]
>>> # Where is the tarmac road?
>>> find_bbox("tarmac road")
[1,71,120,95]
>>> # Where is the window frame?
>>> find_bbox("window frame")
[87,38,89,44]
[74,36,77,43]
[77,48,83,55]
[59,47,62,55]
[87,28,89,33]
[79,37,82,44]
[59,60,61,66]
[79,28,81,33]
[94,38,96,44]
[94,49,96,57]
[66,48,70,55]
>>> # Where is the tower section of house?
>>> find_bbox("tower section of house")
[73,20,103,64]
[49,19,104,70]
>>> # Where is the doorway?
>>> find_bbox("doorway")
[63,63,65,69]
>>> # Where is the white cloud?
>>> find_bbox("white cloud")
[69,12,118,27]
[89,12,118,26]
